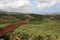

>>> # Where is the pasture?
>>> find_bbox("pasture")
[0,20,60,40]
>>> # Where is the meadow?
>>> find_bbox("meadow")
[0,14,60,40]
[0,20,60,40]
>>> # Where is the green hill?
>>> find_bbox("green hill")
[0,12,60,40]
[0,13,60,23]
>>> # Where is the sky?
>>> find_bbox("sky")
[0,0,60,14]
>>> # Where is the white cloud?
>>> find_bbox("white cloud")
[6,0,31,8]
[0,0,31,9]
[0,0,57,13]
[35,0,56,9]
[57,0,60,3]
[0,0,33,12]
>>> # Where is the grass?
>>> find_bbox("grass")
[0,20,60,40]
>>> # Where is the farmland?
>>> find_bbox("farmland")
[0,14,60,40]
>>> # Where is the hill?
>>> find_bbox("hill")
[0,11,60,40]
[0,12,60,24]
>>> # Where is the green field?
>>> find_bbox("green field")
[0,20,60,40]
[0,14,60,40]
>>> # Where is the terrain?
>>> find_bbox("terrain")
[0,11,60,40]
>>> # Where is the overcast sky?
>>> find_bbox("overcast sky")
[0,0,60,14]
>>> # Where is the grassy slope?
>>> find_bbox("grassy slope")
[0,20,60,40]
[14,20,60,36]
[0,14,60,40]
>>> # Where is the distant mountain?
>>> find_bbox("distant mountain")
[0,11,22,14]
[0,11,60,20]
[0,11,60,15]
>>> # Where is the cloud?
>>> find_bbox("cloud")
[0,0,57,13]
[57,0,60,3]
[34,0,56,9]
[0,0,33,12]
[0,0,31,9]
